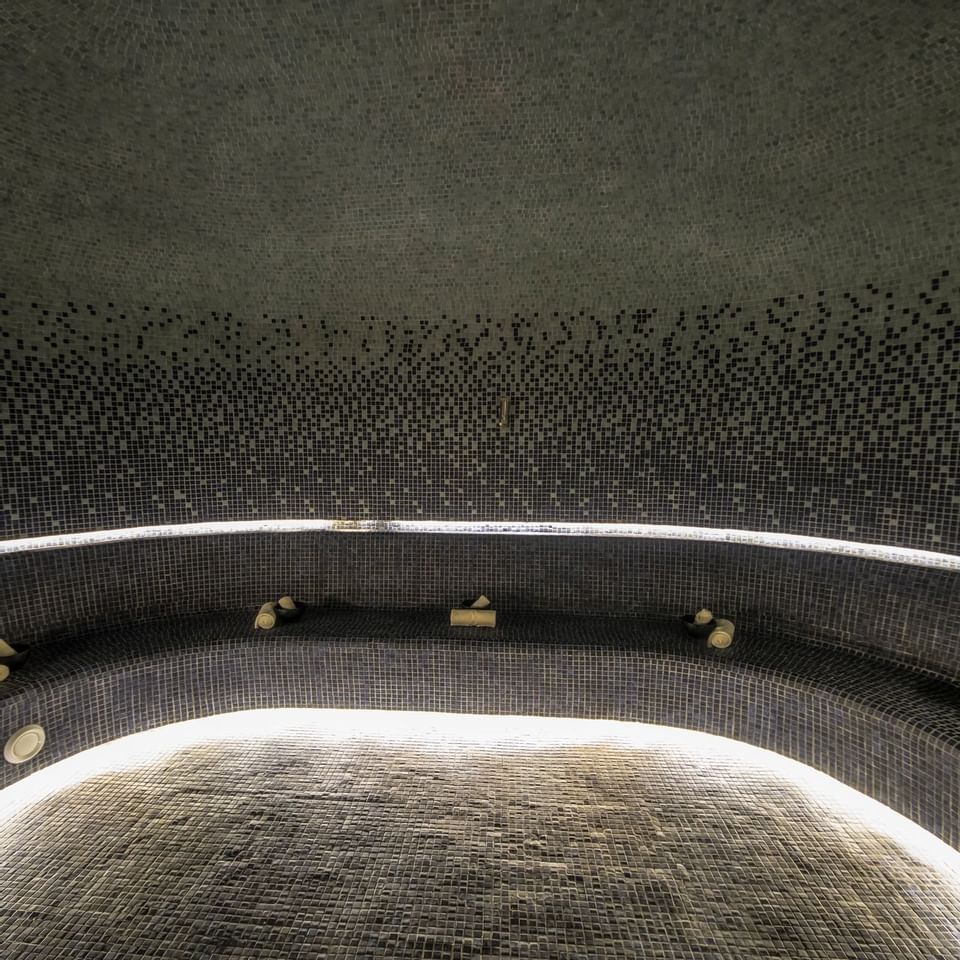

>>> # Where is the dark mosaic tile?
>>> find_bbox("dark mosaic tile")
[0,2,958,922]
[2,533,958,682]
[1,3,958,550]
[2,714,959,959]
[1,612,958,850]
[1,272,957,551]
[1,1,958,313]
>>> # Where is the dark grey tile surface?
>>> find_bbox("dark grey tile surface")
[2,612,958,849]
[2,711,959,959]
[2,5,959,925]
[2,272,958,551]
[2,1,959,563]
[1,1,958,314]
[2,533,958,682]
[1,2,958,550]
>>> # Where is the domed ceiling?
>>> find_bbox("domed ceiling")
[2,0,958,314]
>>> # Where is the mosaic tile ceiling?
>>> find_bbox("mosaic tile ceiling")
[3,712,959,959]
[2,0,959,312]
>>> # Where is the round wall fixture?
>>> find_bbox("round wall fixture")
[4,724,46,764]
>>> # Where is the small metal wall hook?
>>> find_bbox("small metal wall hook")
[497,396,510,434]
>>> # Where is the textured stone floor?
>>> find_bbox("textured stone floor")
[1,712,958,960]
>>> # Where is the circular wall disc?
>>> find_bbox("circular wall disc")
[4,724,46,764]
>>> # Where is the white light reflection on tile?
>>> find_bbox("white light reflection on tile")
[3,709,960,883]
[1,520,957,569]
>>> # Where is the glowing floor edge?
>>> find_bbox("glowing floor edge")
[3,708,959,881]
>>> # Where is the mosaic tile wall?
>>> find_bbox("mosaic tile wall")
[2,614,958,848]
[2,533,958,682]
[2,268,958,550]
[3,1,959,552]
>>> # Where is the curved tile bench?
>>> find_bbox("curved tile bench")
[2,531,960,682]
[2,610,958,849]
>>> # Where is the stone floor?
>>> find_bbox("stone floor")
[1,711,958,960]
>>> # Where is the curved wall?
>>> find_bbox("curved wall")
[2,271,958,551]
[3,0,959,872]
[2,1,959,553]
[2,532,959,681]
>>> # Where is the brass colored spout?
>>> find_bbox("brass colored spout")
[497,397,510,434]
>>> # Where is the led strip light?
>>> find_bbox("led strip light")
[0,520,957,570]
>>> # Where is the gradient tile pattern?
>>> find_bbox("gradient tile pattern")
[2,271,957,550]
